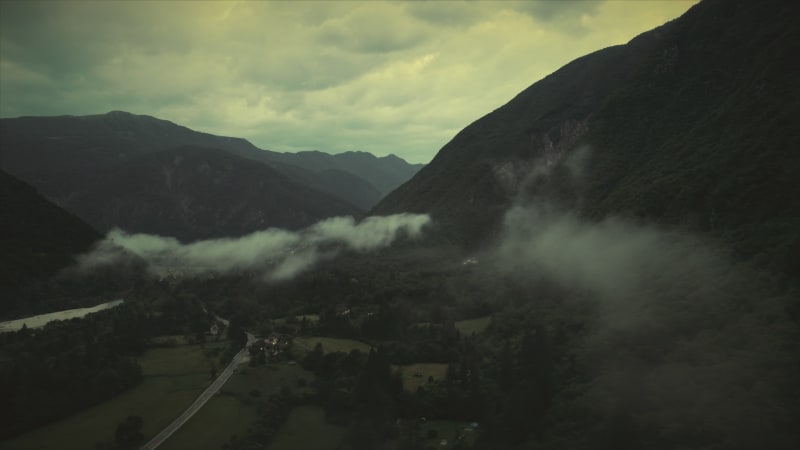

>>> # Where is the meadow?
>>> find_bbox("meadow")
[0,338,227,450]
[268,406,345,450]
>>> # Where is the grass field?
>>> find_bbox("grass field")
[223,363,316,399]
[454,316,491,335]
[268,406,345,450]
[397,363,449,392]
[159,395,257,450]
[160,362,316,450]
[0,339,229,450]
[293,336,372,357]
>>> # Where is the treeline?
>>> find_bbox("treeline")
[0,304,148,440]
[0,287,227,442]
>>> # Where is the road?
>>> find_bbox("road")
[140,332,255,450]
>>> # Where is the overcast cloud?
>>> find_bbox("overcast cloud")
[0,1,696,163]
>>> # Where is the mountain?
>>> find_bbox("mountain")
[0,111,421,211]
[62,145,362,241]
[373,0,800,276]
[0,170,100,306]
[264,150,425,197]
[272,164,384,211]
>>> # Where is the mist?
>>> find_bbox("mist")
[76,213,431,281]
[490,156,799,447]
[496,204,728,330]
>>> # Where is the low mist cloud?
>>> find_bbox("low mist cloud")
[496,204,724,330]
[491,158,798,446]
[76,213,431,281]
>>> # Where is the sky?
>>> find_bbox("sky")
[0,1,697,164]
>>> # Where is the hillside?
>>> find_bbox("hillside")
[0,170,100,314]
[66,146,362,241]
[0,111,421,211]
[373,0,800,276]
[266,150,425,197]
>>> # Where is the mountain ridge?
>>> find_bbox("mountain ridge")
[0,111,422,212]
[64,145,363,241]
[372,0,800,277]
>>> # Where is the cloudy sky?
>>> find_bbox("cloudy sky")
[0,1,696,163]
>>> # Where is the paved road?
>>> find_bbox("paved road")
[140,333,255,450]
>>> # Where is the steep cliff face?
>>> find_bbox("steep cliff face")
[373,0,800,276]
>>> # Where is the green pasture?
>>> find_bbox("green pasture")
[268,406,344,450]
[160,360,316,449]
[159,395,256,450]
[223,362,315,399]
[1,339,228,450]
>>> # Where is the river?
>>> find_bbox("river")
[0,299,125,333]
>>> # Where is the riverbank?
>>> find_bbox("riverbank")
[0,299,124,333]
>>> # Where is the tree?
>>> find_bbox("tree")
[115,415,144,448]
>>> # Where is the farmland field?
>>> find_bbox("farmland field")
[0,339,228,450]
[223,362,316,399]
[159,395,257,450]
[160,361,315,449]
[268,406,344,450]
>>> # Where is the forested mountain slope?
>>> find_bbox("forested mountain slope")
[0,111,420,212]
[0,170,99,314]
[373,0,799,277]
[67,146,362,241]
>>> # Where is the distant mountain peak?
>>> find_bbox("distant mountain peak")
[1,110,424,232]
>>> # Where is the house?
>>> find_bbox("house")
[334,304,351,316]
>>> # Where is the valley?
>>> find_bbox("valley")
[1,0,799,449]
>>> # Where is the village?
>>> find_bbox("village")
[248,333,293,364]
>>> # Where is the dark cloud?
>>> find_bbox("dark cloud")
[315,6,430,54]
[0,1,697,163]
[404,2,488,27]
[514,0,601,21]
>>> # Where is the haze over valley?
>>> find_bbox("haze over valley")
[1,1,798,450]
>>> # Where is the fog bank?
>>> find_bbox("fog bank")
[490,155,799,448]
[76,213,431,281]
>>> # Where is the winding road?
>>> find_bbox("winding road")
[140,332,255,450]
